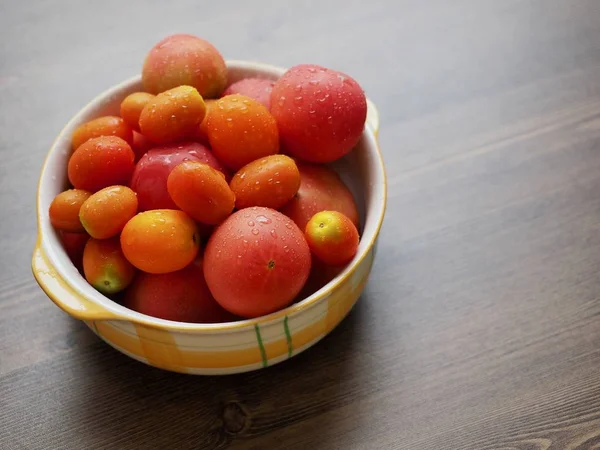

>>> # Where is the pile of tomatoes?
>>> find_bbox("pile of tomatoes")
[49,34,366,323]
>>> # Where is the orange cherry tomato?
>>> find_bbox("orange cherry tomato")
[205,94,279,171]
[83,237,136,295]
[120,209,200,274]
[230,155,300,209]
[167,161,235,225]
[67,136,135,192]
[139,85,206,145]
[49,189,92,233]
[79,185,138,239]
[120,92,155,131]
[72,116,133,150]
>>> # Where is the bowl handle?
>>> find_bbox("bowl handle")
[366,98,380,137]
[32,240,120,321]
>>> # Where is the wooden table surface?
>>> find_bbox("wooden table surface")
[2,1,600,448]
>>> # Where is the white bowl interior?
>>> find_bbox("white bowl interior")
[37,60,386,331]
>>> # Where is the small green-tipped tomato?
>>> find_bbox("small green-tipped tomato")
[120,209,199,274]
[305,211,359,266]
[139,85,206,145]
[167,161,234,225]
[83,237,136,295]
[79,186,138,239]
[72,116,133,150]
[49,189,92,232]
[230,155,300,209]
[120,92,155,131]
[68,136,135,192]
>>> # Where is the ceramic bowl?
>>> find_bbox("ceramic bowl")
[32,60,386,375]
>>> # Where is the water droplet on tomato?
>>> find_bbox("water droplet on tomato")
[256,215,271,224]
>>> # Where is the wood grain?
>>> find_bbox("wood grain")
[2,0,600,448]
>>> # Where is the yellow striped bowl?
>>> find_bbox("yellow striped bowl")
[32,61,387,375]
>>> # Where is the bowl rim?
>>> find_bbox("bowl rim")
[34,60,387,333]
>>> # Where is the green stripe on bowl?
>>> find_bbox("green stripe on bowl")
[283,315,293,358]
[254,324,268,368]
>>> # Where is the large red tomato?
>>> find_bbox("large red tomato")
[124,257,235,323]
[130,141,228,211]
[203,207,311,318]
[270,64,367,163]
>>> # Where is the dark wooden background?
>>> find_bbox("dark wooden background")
[2,1,600,448]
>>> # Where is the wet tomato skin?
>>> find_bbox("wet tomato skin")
[230,155,300,210]
[305,210,359,266]
[120,92,155,131]
[205,94,279,171]
[68,136,135,192]
[167,161,235,225]
[130,141,227,211]
[72,116,133,150]
[203,207,311,318]
[83,237,136,295]
[79,185,138,239]
[49,189,92,233]
[138,85,206,145]
[120,209,199,274]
